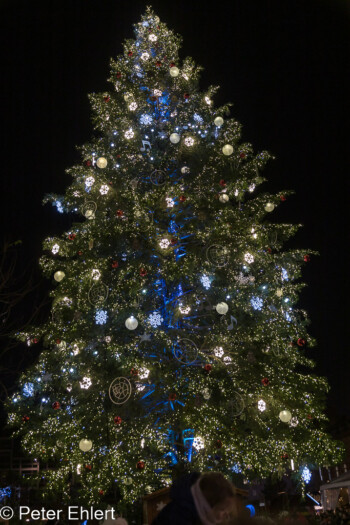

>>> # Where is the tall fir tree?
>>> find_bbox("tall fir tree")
[6,7,343,508]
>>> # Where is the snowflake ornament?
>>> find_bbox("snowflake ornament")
[193,436,205,450]
[140,114,153,125]
[213,346,224,358]
[95,309,108,325]
[124,129,134,139]
[99,185,109,195]
[244,253,254,264]
[52,244,60,254]
[148,312,163,328]
[85,176,95,188]
[251,296,263,310]
[200,274,211,289]
[80,377,92,389]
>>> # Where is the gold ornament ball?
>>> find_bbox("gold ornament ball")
[54,271,65,282]
[279,410,292,423]
[125,316,138,330]
[214,116,224,127]
[265,202,275,212]
[276,288,283,297]
[170,133,181,144]
[216,302,229,315]
[219,194,229,203]
[222,144,233,156]
[170,67,179,77]
[96,157,107,169]
[79,439,93,452]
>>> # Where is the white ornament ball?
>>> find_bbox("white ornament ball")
[170,67,179,77]
[222,144,233,156]
[124,477,133,485]
[79,439,93,452]
[279,410,292,423]
[170,133,181,144]
[96,157,107,169]
[54,271,65,282]
[125,316,138,330]
[265,202,275,212]
[216,302,229,315]
[219,194,229,203]
[214,116,224,127]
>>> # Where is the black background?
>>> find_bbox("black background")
[0,0,348,421]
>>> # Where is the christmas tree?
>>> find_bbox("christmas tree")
[6,7,343,507]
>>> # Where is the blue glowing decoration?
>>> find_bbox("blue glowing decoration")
[193,113,203,123]
[246,505,256,517]
[182,429,194,462]
[251,296,263,310]
[285,309,292,322]
[95,309,108,325]
[0,486,11,502]
[23,382,34,397]
[301,466,312,484]
[54,200,64,213]
[200,274,211,290]
[163,451,178,466]
[232,463,242,473]
[281,267,289,281]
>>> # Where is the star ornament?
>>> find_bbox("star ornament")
[139,332,151,342]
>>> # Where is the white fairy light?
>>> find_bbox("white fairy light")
[99,185,109,195]
[249,184,256,193]
[148,311,163,328]
[159,238,170,249]
[124,129,134,139]
[213,346,224,358]
[166,197,175,208]
[91,269,100,281]
[85,176,95,187]
[95,309,108,325]
[193,436,205,450]
[52,244,60,254]
[258,399,266,412]
[129,102,138,111]
[72,344,80,356]
[184,137,195,147]
[244,252,254,264]
[79,377,92,389]
[204,96,212,105]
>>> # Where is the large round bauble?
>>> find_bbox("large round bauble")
[170,67,179,77]
[219,194,229,203]
[222,144,233,156]
[214,116,224,127]
[54,271,65,282]
[170,133,180,144]
[265,202,275,212]
[96,157,107,169]
[216,302,229,315]
[79,439,93,452]
[279,410,292,423]
[125,316,138,330]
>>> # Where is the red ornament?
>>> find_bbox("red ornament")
[151,96,157,102]
[239,152,246,159]
[85,464,92,471]
[280,195,287,202]
[297,338,306,347]
[170,238,177,245]
[139,267,147,277]
[103,95,110,103]
[267,247,272,254]
[130,368,139,376]
[219,179,226,187]
[179,195,186,202]
[216,440,223,449]
[22,415,30,422]
[99,489,104,496]
[68,233,76,240]
[136,460,145,470]
[168,393,177,401]
[116,210,124,217]
[170,62,176,67]
[204,364,212,372]
[116,72,122,79]
[116,154,121,159]
[77,251,83,256]
[304,254,311,262]
[52,401,61,410]
[155,61,162,67]
[111,260,119,269]
[127,51,133,57]
[84,160,92,167]
[307,414,313,420]
[32,338,39,344]
[261,377,270,386]
[184,93,190,99]
[114,416,122,425]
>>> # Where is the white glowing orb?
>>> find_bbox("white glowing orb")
[96,157,107,169]
[54,271,65,282]
[214,116,224,127]
[258,399,266,412]
[170,67,179,77]
[170,133,180,144]
[216,302,229,315]
[79,439,92,452]
[265,202,275,212]
[222,144,233,156]
[279,410,292,423]
[125,316,138,330]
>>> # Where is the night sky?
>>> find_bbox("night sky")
[0,0,349,423]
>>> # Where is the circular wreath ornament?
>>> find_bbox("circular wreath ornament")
[82,201,97,220]
[150,169,167,186]
[109,377,132,405]
[227,392,245,418]
[173,339,198,365]
[88,282,109,305]
[206,244,229,267]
